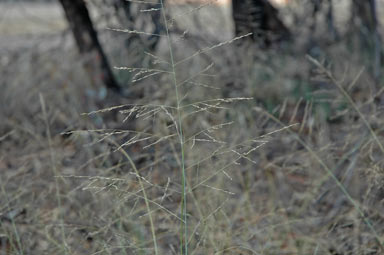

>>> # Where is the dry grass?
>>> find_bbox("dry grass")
[1,1,384,255]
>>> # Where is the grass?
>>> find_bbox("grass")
[159,0,188,252]
[1,1,384,254]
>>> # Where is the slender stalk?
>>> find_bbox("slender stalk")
[159,1,188,253]
[109,139,159,255]
[39,93,69,254]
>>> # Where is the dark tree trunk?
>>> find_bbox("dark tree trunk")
[114,0,163,51]
[351,0,381,81]
[59,0,121,92]
[232,0,290,47]
[352,0,377,33]
[311,0,337,39]
[325,0,337,40]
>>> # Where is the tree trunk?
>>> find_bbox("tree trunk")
[311,0,337,38]
[59,0,121,92]
[351,0,381,81]
[352,0,377,33]
[232,0,290,47]
[114,0,163,51]
[325,0,337,40]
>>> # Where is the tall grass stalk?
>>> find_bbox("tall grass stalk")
[39,93,69,254]
[109,138,159,255]
[159,0,188,253]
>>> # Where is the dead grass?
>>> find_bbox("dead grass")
[1,1,384,255]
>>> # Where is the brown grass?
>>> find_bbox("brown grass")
[1,1,384,255]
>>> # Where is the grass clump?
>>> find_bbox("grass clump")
[2,1,384,255]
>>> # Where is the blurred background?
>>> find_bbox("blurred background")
[1,0,384,254]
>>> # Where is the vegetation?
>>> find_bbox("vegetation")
[1,0,384,254]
